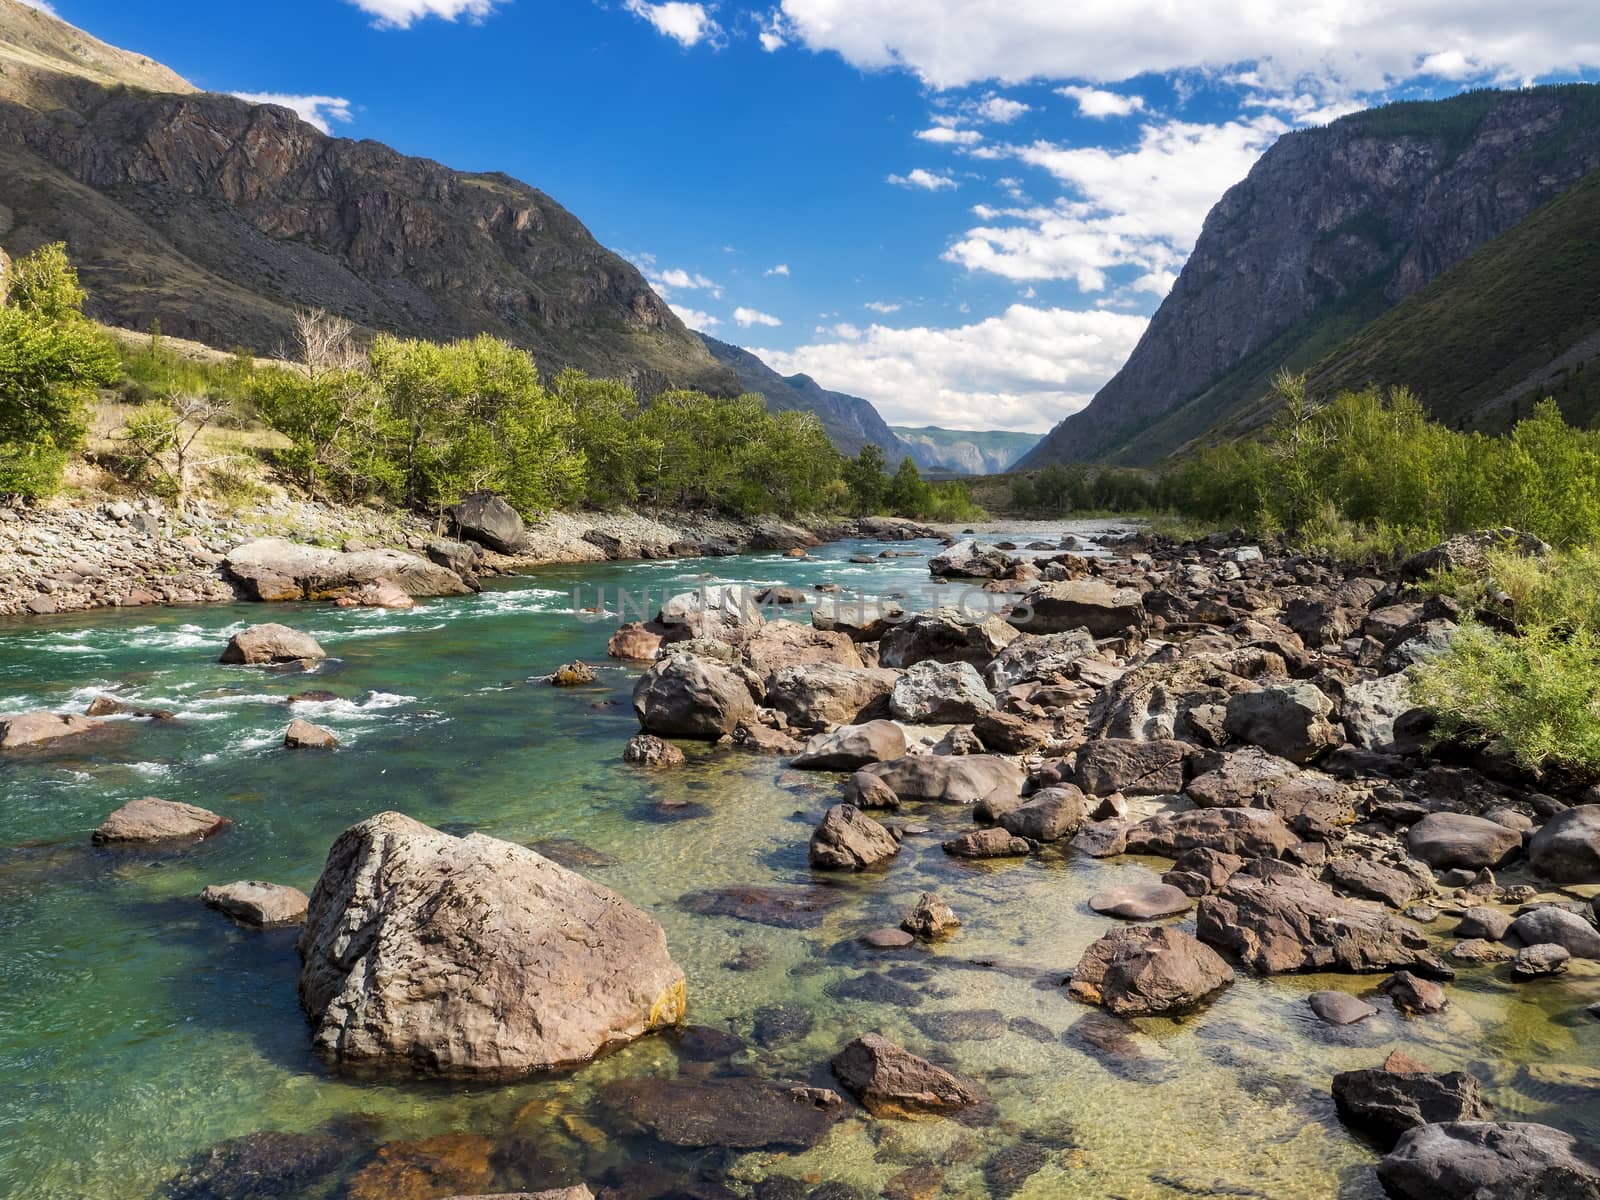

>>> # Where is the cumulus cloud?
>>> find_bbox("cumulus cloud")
[887,169,959,191]
[774,0,1600,97]
[735,307,783,328]
[231,93,355,135]
[765,263,792,276]
[670,304,719,330]
[945,115,1283,286]
[977,95,1030,123]
[916,126,984,146]
[754,304,1147,430]
[647,267,723,299]
[757,9,791,51]
[345,0,497,29]
[626,0,721,48]
[864,301,902,314]
[1057,85,1146,117]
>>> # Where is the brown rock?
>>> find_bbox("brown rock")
[284,719,339,749]
[0,711,99,750]
[93,797,230,845]
[831,1033,981,1116]
[809,805,900,871]
[201,881,309,927]
[1069,925,1233,1016]
[219,624,327,666]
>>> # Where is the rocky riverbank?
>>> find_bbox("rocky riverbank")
[0,490,939,618]
[614,525,1600,1199]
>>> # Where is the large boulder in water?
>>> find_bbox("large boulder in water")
[224,538,471,602]
[928,539,1011,579]
[220,623,327,666]
[445,490,527,554]
[1068,925,1233,1016]
[657,585,765,646]
[298,812,686,1076]
[0,711,98,750]
[1377,1122,1600,1199]
[1195,870,1443,975]
[633,654,757,738]
[93,797,231,845]
[809,804,900,870]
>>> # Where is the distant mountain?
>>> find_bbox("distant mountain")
[0,0,736,395]
[699,335,905,458]
[1018,84,1600,468]
[891,426,1041,475]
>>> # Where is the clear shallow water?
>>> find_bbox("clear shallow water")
[0,524,1595,1200]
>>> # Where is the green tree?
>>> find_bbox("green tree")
[885,456,932,517]
[0,244,118,496]
[842,444,889,514]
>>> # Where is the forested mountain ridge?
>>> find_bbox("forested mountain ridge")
[0,0,737,396]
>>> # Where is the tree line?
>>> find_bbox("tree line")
[0,244,979,523]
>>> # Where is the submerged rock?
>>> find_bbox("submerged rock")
[200,880,309,928]
[219,624,327,667]
[93,798,230,845]
[680,885,846,928]
[831,1033,981,1116]
[1308,990,1378,1026]
[1068,925,1233,1017]
[298,812,686,1076]
[164,1130,353,1200]
[602,1076,843,1149]
[1088,883,1193,921]
[1377,1121,1600,1199]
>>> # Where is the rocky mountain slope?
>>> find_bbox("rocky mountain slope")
[0,0,736,395]
[892,426,1041,475]
[1289,166,1600,434]
[700,334,905,458]
[1019,84,1600,468]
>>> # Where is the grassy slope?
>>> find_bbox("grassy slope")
[1299,167,1600,431]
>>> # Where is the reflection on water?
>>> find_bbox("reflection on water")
[0,524,1594,1199]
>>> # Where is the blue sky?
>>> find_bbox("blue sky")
[28,0,1600,431]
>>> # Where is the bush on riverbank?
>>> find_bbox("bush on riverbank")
[1412,546,1600,780]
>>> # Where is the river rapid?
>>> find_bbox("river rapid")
[0,522,1594,1200]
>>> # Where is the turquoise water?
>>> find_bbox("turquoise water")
[0,529,1596,1199]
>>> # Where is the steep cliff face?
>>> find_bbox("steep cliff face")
[0,0,736,394]
[1020,85,1600,468]
[699,334,905,458]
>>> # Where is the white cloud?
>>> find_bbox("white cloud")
[916,126,984,146]
[757,9,791,51]
[765,263,791,276]
[865,301,902,314]
[887,169,959,191]
[647,267,723,299]
[1057,85,1146,118]
[755,305,1147,431]
[977,95,1030,123]
[670,304,719,330]
[775,0,1600,97]
[945,115,1284,285]
[345,0,497,29]
[626,0,721,48]
[230,93,355,135]
[735,307,784,328]
[1133,270,1177,296]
